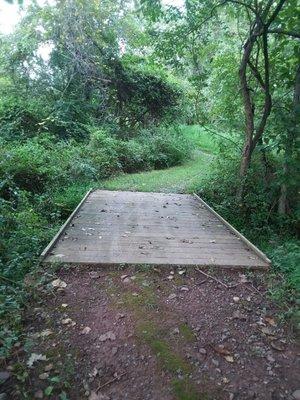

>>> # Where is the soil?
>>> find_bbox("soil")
[3,265,300,400]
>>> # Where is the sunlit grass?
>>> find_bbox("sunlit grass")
[99,150,213,193]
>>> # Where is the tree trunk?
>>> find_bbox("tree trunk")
[237,137,253,202]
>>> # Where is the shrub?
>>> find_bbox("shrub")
[140,127,191,169]
[87,130,121,178]
[117,139,151,173]
[195,151,299,320]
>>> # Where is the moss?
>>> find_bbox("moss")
[121,287,158,311]
[151,339,190,373]
[137,321,190,374]
[172,378,211,400]
[178,323,195,342]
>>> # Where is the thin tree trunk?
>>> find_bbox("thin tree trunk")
[237,36,256,201]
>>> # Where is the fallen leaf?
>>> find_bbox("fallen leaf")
[99,331,116,341]
[270,341,285,351]
[44,363,53,372]
[51,278,67,288]
[180,286,189,292]
[81,326,91,335]
[261,326,275,336]
[38,372,49,380]
[232,311,247,321]
[27,353,47,368]
[212,344,231,356]
[224,355,234,363]
[61,318,75,326]
[39,329,53,338]
[89,367,98,377]
[265,316,276,326]
[239,274,248,283]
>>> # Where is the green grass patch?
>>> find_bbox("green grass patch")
[121,287,158,311]
[99,151,213,193]
[179,125,219,154]
[172,378,212,400]
[137,322,190,374]
[178,323,195,342]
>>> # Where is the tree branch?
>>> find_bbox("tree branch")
[268,29,300,39]
[252,30,272,147]
[265,0,287,29]
[248,60,266,90]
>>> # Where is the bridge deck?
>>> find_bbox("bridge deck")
[42,190,270,269]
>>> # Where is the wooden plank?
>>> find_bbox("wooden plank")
[46,253,266,268]
[52,243,252,255]
[57,237,244,245]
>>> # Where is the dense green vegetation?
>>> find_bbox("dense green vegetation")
[0,0,299,359]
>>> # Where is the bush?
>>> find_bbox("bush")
[195,152,299,320]
[87,130,121,178]
[140,127,192,169]
[117,139,151,173]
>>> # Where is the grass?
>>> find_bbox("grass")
[178,323,196,342]
[172,379,212,400]
[97,125,232,193]
[51,125,216,203]
[99,151,213,193]
[179,125,220,154]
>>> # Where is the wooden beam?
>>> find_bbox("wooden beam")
[40,189,93,261]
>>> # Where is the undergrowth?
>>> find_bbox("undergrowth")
[0,126,192,358]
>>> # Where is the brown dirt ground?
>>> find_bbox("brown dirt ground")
[3,265,300,400]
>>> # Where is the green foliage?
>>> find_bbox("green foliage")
[0,125,192,356]
[112,62,184,130]
[196,152,299,316]
[88,130,121,178]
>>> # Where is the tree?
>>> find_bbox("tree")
[141,0,299,201]
[229,0,299,199]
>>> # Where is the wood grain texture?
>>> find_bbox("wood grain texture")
[42,190,270,269]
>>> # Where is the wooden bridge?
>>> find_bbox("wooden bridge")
[41,190,270,269]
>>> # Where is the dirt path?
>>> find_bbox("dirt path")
[4,266,299,400]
